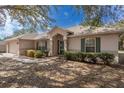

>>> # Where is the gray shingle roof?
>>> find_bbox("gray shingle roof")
[66,25,124,37]
[5,25,124,41]
[5,32,48,41]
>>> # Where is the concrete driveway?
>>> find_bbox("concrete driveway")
[0,53,58,63]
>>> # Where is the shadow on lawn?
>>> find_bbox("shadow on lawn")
[0,57,124,88]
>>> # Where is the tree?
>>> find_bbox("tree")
[3,28,36,40]
[0,5,124,29]
[74,5,124,26]
[0,5,54,29]
[12,28,36,37]
[111,20,124,27]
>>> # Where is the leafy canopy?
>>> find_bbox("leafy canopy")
[0,5,54,29]
[0,5,124,29]
[74,5,124,26]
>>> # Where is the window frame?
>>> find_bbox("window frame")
[38,40,47,50]
[84,37,96,52]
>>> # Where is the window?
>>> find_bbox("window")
[85,38,95,52]
[38,40,47,51]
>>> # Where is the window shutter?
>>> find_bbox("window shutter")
[81,38,85,52]
[45,41,47,50]
[36,42,39,50]
[96,37,101,52]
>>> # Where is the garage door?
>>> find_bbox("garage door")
[9,40,19,54]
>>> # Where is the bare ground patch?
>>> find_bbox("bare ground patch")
[0,57,124,88]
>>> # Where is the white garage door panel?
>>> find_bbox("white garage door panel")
[9,40,18,54]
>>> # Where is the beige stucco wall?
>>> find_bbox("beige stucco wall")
[0,45,6,52]
[68,37,81,52]
[100,34,119,52]
[19,39,35,55]
[68,34,119,63]
[68,34,119,53]
[100,34,119,63]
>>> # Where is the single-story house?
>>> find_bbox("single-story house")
[0,41,6,53]
[5,26,124,62]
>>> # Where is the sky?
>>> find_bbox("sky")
[0,5,123,39]
[48,6,83,28]
[0,5,83,39]
[0,16,23,39]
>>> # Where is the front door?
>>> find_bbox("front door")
[58,40,64,55]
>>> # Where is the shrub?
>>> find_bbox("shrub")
[36,46,49,57]
[98,53,114,65]
[44,50,49,57]
[64,51,71,60]
[26,50,35,57]
[34,50,43,58]
[64,52,78,61]
[68,52,77,61]
[85,53,97,63]
[64,51,115,65]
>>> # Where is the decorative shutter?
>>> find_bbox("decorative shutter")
[36,42,39,50]
[81,38,85,52]
[45,41,47,50]
[96,37,101,52]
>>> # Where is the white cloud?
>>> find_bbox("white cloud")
[3,16,14,36]
[0,15,22,39]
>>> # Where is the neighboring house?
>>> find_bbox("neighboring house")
[5,26,123,62]
[0,41,6,53]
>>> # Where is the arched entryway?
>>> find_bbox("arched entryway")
[52,34,64,56]
[48,27,69,56]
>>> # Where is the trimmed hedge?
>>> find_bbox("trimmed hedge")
[26,50,44,58]
[64,52,115,65]
[26,50,35,57]
[34,50,44,58]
